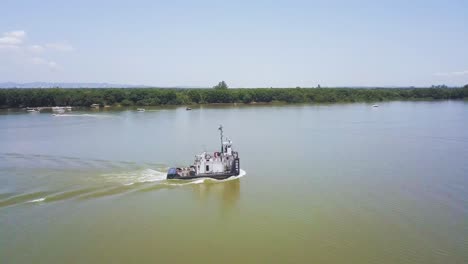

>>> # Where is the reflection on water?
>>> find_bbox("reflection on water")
[191,179,241,216]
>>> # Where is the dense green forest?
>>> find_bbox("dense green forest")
[0,86,467,108]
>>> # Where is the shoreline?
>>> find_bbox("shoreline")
[1,99,467,112]
[1,87,467,109]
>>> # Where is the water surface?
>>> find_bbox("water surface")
[1,102,467,263]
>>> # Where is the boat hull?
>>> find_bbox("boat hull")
[167,172,238,180]
[167,158,240,180]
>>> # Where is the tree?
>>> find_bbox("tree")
[2,86,468,108]
[121,99,133,106]
[213,81,228,90]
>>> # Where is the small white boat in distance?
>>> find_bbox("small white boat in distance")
[137,108,145,112]
[54,108,65,114]
[372,104,379,107]
[65,106,72,111]
[52,106,64,111]
[26,108,39,113]
[52,106,66,114]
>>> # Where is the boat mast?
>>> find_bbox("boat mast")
[219,125,223,153]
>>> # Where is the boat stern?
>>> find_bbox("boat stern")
[166,167,179,179]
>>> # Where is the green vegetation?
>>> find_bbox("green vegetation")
[213,81,228,90]
[0,86,467,108]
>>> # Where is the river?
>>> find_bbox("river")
[1,101,467,263]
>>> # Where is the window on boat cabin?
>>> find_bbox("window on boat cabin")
[206,165,209,171]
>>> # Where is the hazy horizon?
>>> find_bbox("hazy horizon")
[0,81,465,89]
[1,0,467,87]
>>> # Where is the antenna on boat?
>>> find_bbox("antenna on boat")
[218,124,223,153]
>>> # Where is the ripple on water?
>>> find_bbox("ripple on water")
[0,191,54,208]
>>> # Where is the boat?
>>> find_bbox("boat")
[90,104,100,108]
[26,108,39,113]
[137,108,145,112]
[167,125,240,180]
[65,106,72,111]
[186,107,192,111]
[52,106,66,113]
[372,104,379,107]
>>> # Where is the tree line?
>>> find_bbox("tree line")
[0,86,467,108]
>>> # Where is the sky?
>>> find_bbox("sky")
[0,0,467,87]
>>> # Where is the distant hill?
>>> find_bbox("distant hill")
[0,82,150,88]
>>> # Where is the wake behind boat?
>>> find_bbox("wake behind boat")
[167,125,240,180]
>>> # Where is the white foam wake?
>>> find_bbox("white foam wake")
[28,197,46,203]
[102,168,246,186]
[102,169,167,185]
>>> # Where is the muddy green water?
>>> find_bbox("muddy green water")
[0,102,467,263]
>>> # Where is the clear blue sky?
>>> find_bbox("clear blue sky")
[0,0,467,87]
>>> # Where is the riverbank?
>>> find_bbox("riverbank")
[1,87,467,108]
